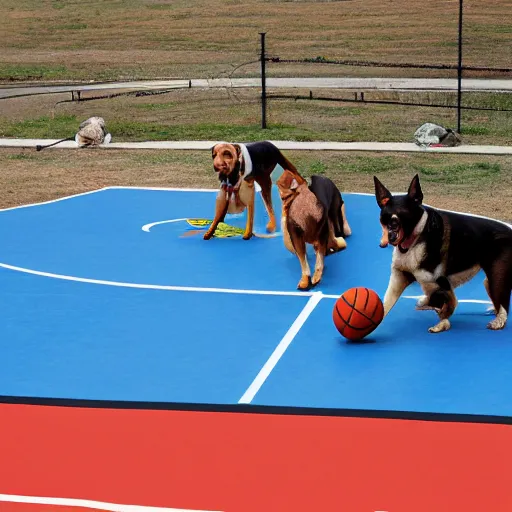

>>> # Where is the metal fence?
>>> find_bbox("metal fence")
[258,6,512,134]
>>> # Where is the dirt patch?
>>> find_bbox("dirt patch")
[1,147,511,223]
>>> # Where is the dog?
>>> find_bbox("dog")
[36,117,112,151]
[277,170,351,290]
[203,141,300,240]
[374,174,512,333]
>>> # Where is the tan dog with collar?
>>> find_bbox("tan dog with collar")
[204,141,300,240]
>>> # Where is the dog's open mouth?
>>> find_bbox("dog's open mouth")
[389,229,413,253]
[387,228,404,247]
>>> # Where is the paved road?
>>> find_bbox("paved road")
[2,138,512,155]
[1,77,512,99]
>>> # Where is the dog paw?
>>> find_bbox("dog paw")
[335,236,347,251]
[311,272,322,287]
[428,319,451,333]
[297,276,312,291]
[487,317,507,330]
[203,231,214,240]
[242,232,253,240]
[487,306,507,330]
[379,242,389,248]
[328,237,346,254]
[415,295,433,310]
[416,295,428,306]
[266,221,276,233]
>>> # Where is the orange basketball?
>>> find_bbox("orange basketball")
[332,287,384,341]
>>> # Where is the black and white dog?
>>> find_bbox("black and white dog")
[374,174,512,333]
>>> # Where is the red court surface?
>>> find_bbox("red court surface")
[1,402,511,512]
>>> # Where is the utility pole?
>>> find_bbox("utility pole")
[457,0,463,133]
[260,32,267,129]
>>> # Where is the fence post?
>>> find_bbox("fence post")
[457,0,463,133]
[260,32,267,129]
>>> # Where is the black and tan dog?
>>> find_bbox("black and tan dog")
[203,141,300,240]
[278,170,351,290]
[374,174,512,333]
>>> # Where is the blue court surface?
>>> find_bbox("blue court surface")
[0,185,510,418]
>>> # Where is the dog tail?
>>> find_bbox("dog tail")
[36,136,76,152]
[278,153,298,174]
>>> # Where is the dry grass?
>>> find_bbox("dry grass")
[2,147,511,223]
[1,0,510,147]
[1,0,510,219]
[1,0,510,82]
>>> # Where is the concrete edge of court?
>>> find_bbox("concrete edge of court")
[1,138,512,155]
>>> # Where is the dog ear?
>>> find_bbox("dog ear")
[407,174,423,204]
[290,178,300,190]
[211,144,217,158]
[232,144,242,160]
[374,176,392,208]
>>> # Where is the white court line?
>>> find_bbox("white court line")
[0,494,222,512]
[237,291,493,405]
[0,187,110,212]
[142,218,188,232]
[0,184,499,304]
[0,262,493,304]
[107,186,218,193]
[403,295,492,304]
[0,186,213,215]
[0,262,318,297]
[0,185,509,229]
[324,294,491,304]
[106,187,512,228]
[238,292,324,404]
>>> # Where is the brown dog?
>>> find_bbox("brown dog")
[277,170,351,290]
[204,141,300,240]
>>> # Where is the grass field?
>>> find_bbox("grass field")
[1,87,512,146]
[1,0,511,82]
[1,148,511,223]
[1,0,511,145]
[0,0,511,219]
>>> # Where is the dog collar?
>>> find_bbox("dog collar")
[398,233,418,253]
[398,240,415,253]
[238,143,253,178]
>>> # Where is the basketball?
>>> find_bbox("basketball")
[332,287,384,341]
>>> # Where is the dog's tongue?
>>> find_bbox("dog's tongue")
[399,232,418,252]
[398,211,427,252]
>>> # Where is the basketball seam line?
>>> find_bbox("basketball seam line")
[335,303,374,331]
[370,292,383,320]
[346,287,357,327]
[342,288,357,336]
[340,294,378,327]
[363,287,370,310]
